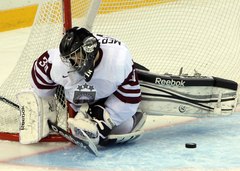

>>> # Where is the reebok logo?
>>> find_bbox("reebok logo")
[20,106,25,130]
[155,77,185,87]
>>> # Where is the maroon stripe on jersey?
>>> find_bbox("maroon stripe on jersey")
[118,86,141,94]
[114,64,141,103]
[31,65,57,89]
[121,65,139,86]
[114,91,141,104]
[33,62,56,86]
[127,81,139,86]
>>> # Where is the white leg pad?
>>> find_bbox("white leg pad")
[17,89,57,144]
[107,130,144,144]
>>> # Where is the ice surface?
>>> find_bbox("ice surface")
[7,113,240,170]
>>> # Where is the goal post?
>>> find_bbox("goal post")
[62,0,72,31]
[1,0,240,141]
[82,0,101,31]
[63,0,101,31]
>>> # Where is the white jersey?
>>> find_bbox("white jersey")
[31,35,141,126]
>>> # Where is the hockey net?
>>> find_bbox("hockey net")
[1,0,240,141]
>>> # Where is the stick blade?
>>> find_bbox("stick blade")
[48,120,99,156]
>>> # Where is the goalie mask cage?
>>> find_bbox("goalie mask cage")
[1,0,240,141]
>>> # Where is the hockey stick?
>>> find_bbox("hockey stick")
[0,96,19,110]
[0,95,99,156]
[48,120,99,156]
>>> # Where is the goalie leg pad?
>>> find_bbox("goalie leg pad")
[131,111,147,132]
[17,89,57,144]
[107,130,144,145]
[101,111,147,146]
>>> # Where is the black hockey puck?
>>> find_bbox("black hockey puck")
[185,143,197,148]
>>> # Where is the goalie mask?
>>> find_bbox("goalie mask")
[59,27,100,81]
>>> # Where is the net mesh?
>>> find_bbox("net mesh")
[1,0,240,138]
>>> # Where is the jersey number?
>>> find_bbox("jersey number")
[38,51,50,73]
[39,56,48,67]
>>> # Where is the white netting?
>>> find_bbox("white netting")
[1,0,240,137]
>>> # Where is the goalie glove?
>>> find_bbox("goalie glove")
[17,89,57,144]
[68,105,115,145]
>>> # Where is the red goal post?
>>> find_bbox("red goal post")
[63,0,72,31]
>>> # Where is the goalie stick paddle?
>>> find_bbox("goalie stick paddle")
[47,120,99,156]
